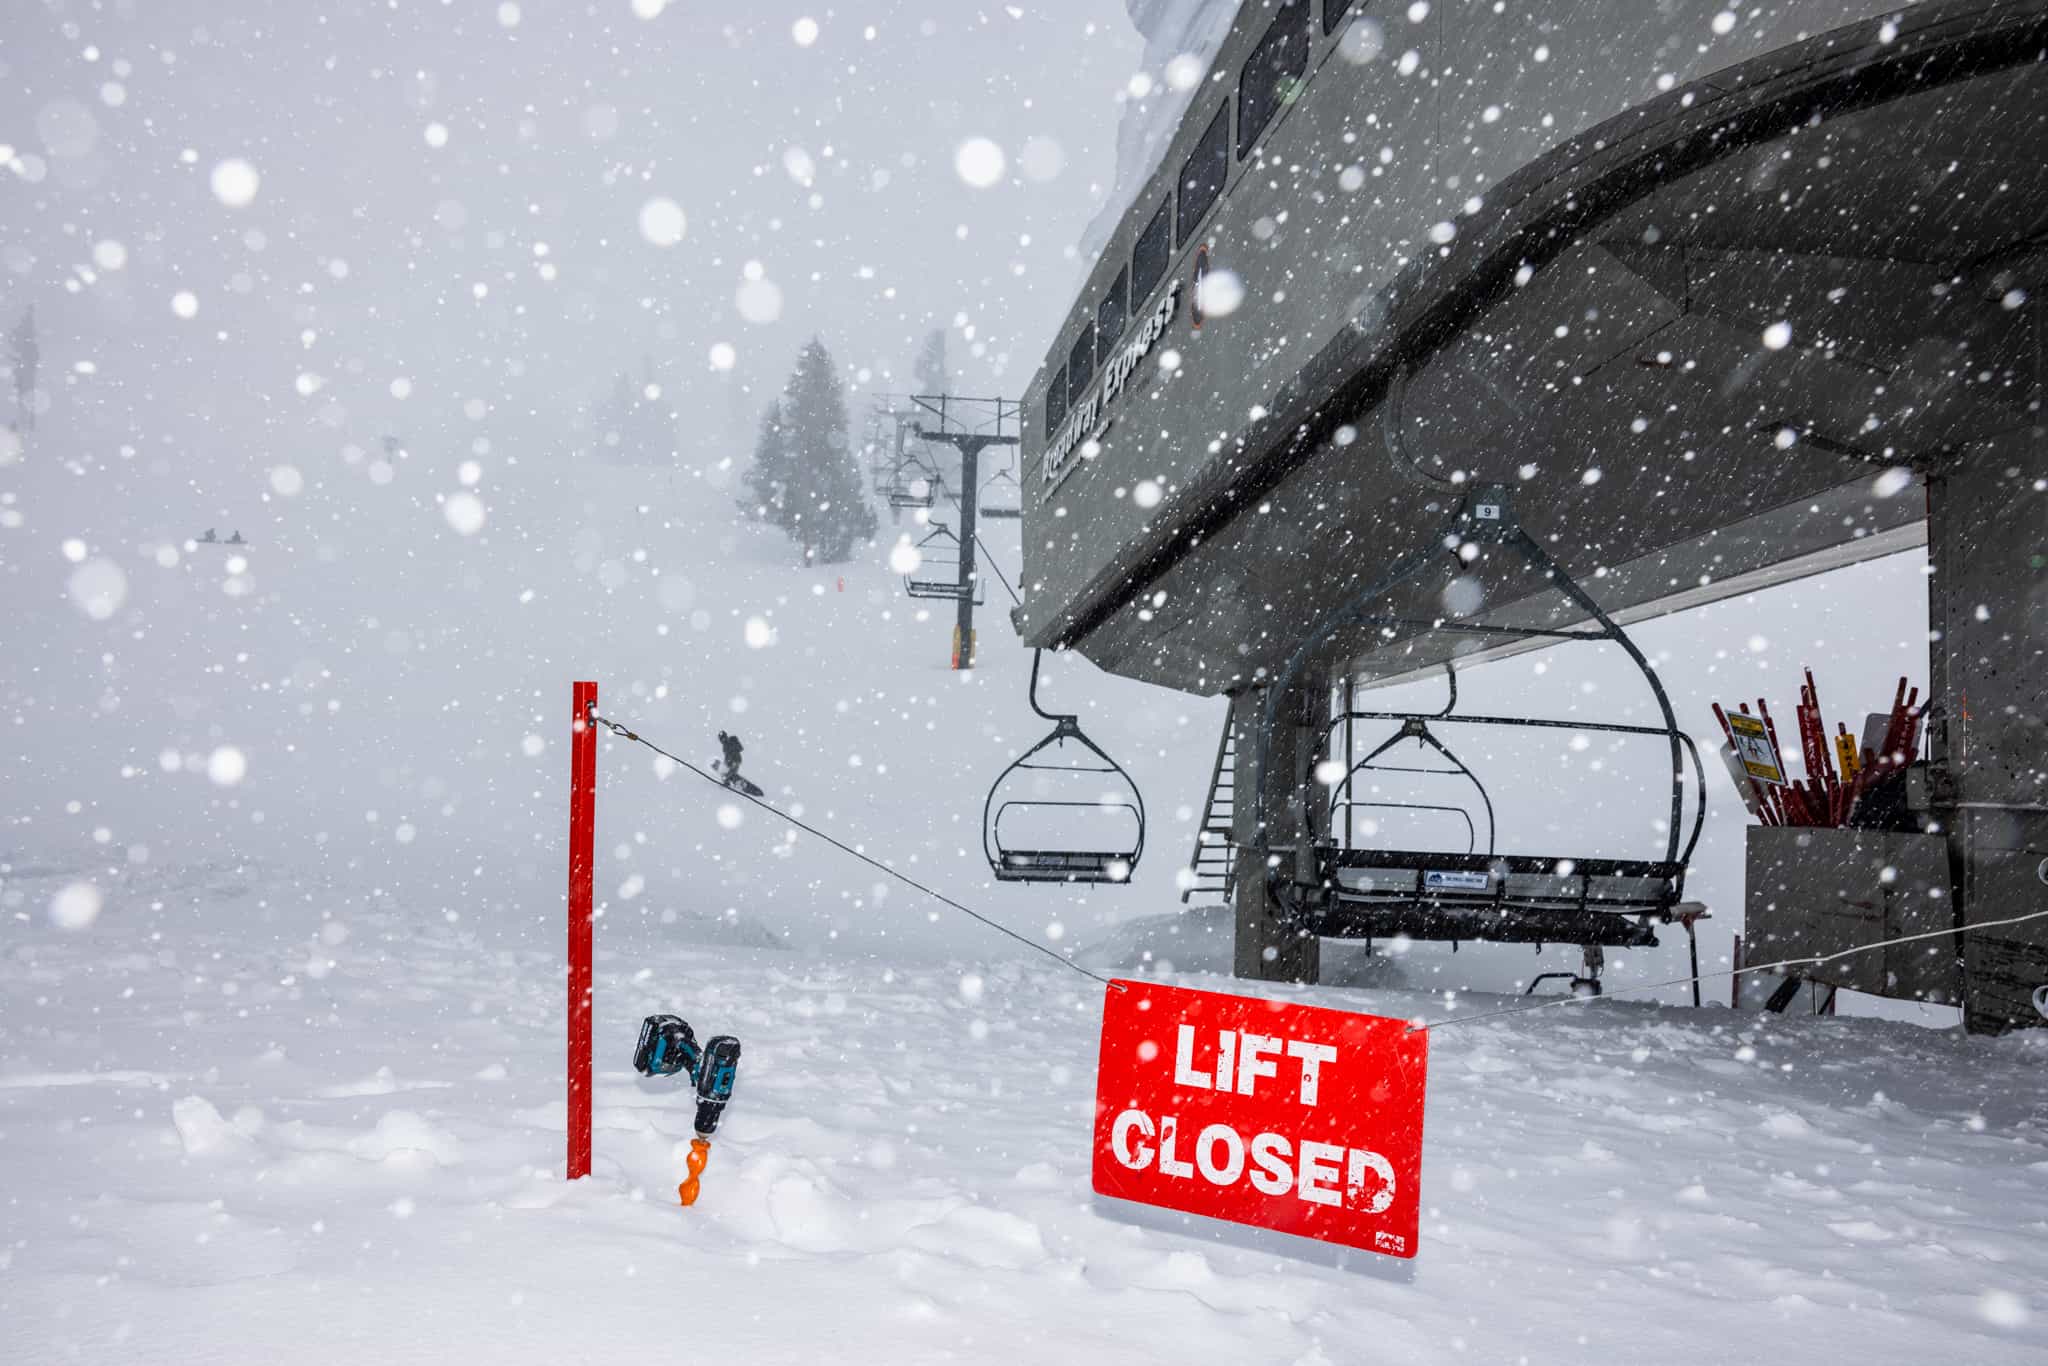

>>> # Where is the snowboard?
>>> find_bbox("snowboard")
[714,763,765,799]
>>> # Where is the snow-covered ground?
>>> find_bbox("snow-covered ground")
[4,857,2044,1364]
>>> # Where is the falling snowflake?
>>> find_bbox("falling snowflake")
[954,137,1006,189]
[210,158,260,207]
[67,558,128,620]
[207,746,249,786]
[735,264,783,323]
[638,197,687,247]
[444,492,486,535]
[48,882,103,931]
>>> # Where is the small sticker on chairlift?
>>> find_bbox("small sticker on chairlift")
[1424,870,1490,892]
[1473,503,1502,521]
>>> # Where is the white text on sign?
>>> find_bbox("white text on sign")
[1091,979,1428,1259]
[1109,1025,1395,1214]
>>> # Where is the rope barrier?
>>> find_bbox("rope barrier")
[586,706,1123,990]
[1407,906,2048,1033]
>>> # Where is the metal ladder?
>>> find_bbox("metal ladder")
[1181,714,1237,905]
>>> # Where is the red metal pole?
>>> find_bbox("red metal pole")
[567,680,597,1180]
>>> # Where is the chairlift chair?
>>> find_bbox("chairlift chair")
[899,522,984,603]
[978,463,1022,521]
[1307,671,1705,950]
[1307,713,1706,948]
[983,651,1146,884]
[1254,489,1710,959]
[886,457,941,510]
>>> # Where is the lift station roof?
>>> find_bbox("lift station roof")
[1014,0,2046,697]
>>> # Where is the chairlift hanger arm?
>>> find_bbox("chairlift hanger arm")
[983,648,1148,884]
[1354,716,1453,770]
[1008,725,1117,770]
[1026,649,1076,724]
[1505,520,1690,867]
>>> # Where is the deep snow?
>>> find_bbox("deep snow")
[3,855,2044,1365]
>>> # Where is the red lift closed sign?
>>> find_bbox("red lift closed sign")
[1092,980,1428,1258]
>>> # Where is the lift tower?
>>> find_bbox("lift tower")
[909,394,1019,670]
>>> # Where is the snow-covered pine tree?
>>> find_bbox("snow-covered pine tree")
[911,329,967,490]
[591,358,677,466]
[769,339,876,563]
[913,328,950,399]
[740,399,794,529]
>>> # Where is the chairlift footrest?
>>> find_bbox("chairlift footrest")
[1295,900,1661,948]
[1326,850,1683,880]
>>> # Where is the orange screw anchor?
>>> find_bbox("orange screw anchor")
[677,1136,712,1206]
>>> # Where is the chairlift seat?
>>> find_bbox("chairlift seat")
[983,656,1146,886]
[899,523,981,602]
[994,848,1135,884]
[904,578,983,602]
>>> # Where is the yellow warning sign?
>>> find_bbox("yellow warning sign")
[1725,712,1785,785]
[1833,730,1861,781]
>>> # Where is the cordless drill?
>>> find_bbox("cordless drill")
[633,1013,742,1207]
